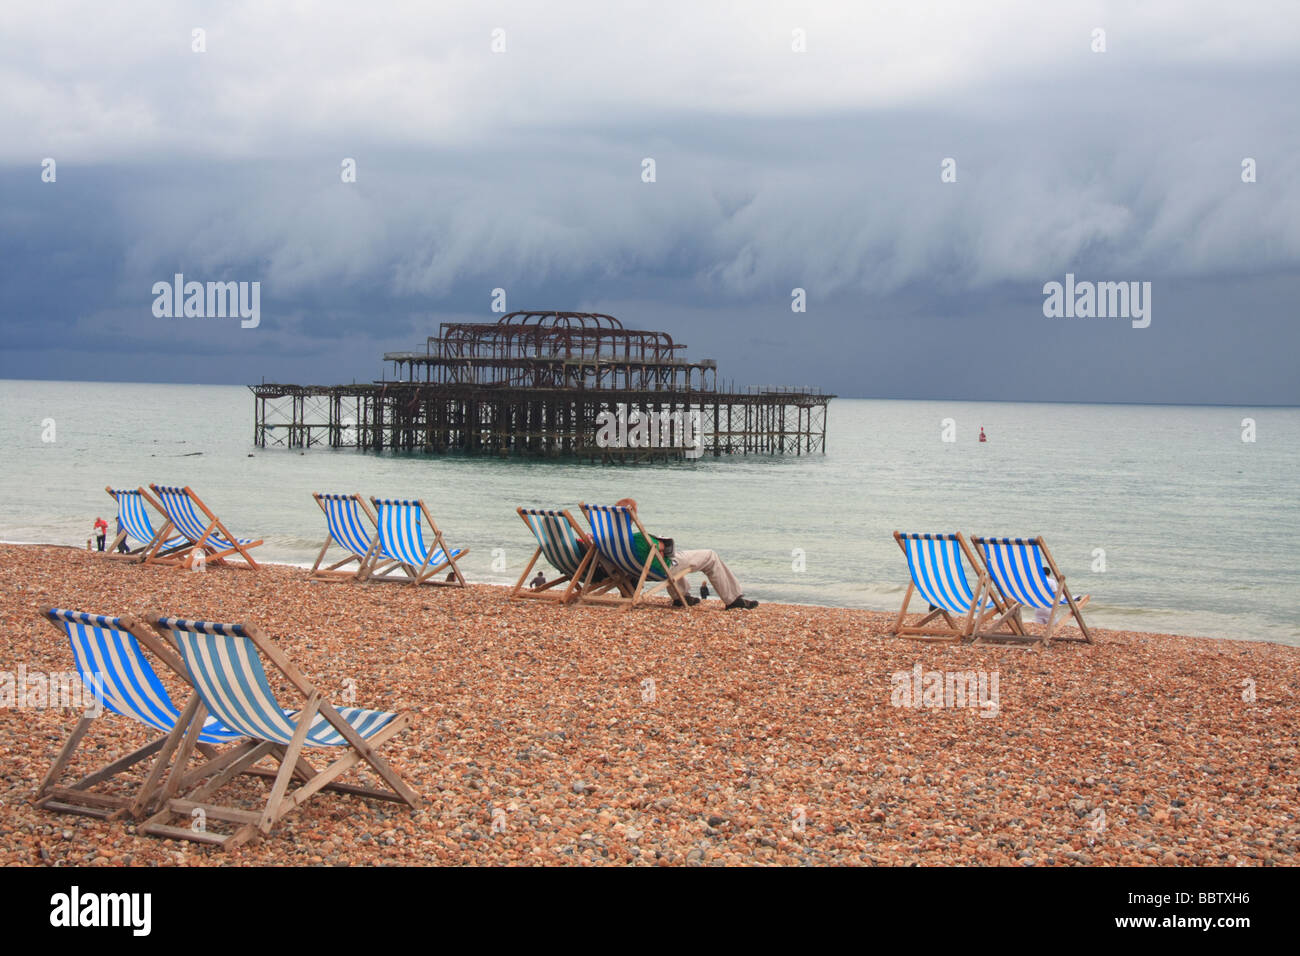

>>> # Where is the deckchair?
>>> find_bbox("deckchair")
[139,615,422,849]
[971,536,1093,646]
[577,503,692,608]
[890,532,1007,641]
[366,497,468,585]
[309,493,395,582]
[34,608,250,820]
[510,507,627,604]
[103,486,189,563]
[147,484,263,569]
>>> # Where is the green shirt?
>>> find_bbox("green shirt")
[631,531,672,576]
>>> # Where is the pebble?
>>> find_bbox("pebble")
[2,544,1296,867]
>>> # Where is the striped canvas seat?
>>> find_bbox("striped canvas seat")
[49,609,242,744]
[147,484,262,569]
[520,509,589,577]
[152,485,256,552]
[971,536,1093,646]
[310,493,385,581]
[577,503,691,608]
[106,488,186,553]
[975,538,1088,609]
[140,615,421,849]
[511,507,609,603]
[160,618,397,747]
[318,493,375,558]
[889,532,994,641]
[899,533,995,614]
[582,504,669,581]
[35,607,261,822]
[368,498,467,585]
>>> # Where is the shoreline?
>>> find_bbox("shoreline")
[2,543,1297,866]
[1,540,1284,649]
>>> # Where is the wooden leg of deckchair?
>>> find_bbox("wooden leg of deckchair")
[309,538,332,577]
[278,713,418,816]
[1062,588,1094,643]
[511,548,543,600]
[132,693,205,815]
[34,717,94,803]
[258,693,319,833]
[891,582,915,637]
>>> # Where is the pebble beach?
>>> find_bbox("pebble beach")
[1,543,1296,867]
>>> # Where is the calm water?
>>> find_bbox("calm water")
[1,380,1296,645]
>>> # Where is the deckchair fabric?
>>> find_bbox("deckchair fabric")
[577,503,690,608]
[510,507,615,603]
[900,534,992,615]
[152,485,255,553]
[889,532,998,641]
[141,615,421,849]
[976,538,1087,609]
[310,493,385,581]
[583,505,669,581]
[51,609,240,745]
[971,536,1093,645]
[34,608,258,822]
[521,509,588,577]
[161,619,397,746]
[107,488,186,554]
[367,498,466,585]
[317,493,375,558]
[373,499,456,567]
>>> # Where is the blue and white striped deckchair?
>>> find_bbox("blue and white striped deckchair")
[578,503,691,608]
[103,486,188,562]
[140,615,422,849]
[890,533,1002,641]
[148,484,263,569]
[310,493,390,582]
[367,497,467,585]
[972,536,1093,645]
[35,608,250,820]
[511,507,615,603]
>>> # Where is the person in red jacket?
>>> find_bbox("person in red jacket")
[93,517,108,551]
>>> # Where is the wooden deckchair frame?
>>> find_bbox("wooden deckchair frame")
[102,486,190,565]
[145,484,263,570]
[576,503,693,610]
[509,508,627,604]
[138,616,423,850]
[308,493,397,583]
[32,609,283,821]
[889,532,1015,642]
[365,497,468,586]
[970,535,1093,647]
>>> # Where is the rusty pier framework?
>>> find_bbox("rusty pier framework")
[250,311,832,462]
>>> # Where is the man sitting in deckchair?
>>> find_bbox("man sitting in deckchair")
[614,498,758,610]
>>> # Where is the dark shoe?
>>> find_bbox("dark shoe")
[725,596,758,610]
[672,594,701,607]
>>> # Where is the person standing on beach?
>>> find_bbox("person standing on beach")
[614,498,757,610]
[93,517,108,551]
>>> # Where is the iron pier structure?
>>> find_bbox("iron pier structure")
[250,311,832,462]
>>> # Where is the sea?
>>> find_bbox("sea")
[1,379,1296,645]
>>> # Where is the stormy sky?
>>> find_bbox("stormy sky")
[2,1,1297,403]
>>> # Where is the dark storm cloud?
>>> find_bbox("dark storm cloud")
[1,2,1297,401]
